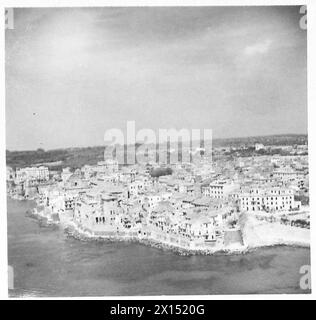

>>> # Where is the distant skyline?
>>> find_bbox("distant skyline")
[6,6,307,151]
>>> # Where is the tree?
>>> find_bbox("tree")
[150,167,173,178]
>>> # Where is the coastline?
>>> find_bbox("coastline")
[63,223,249,256]
[7,196,311,296]
[63,221,310,256]
[26,200,310,256]
[239,212,310,250]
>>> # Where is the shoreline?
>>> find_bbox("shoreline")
[26,203,310,256]
[7,196,311,296]
[239,212,310,251]
[63,223,310,256]
[63,223,250,256]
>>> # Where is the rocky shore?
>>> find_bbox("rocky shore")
[63,223,248,256]
[27,205,309,257]
[29,208,248,256]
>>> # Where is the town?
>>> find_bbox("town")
[6,140,310,254]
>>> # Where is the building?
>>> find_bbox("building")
[202,180,239,199]
[239,187,301,213]
[273,167,305,181]
[255,143,265,151]
[95,159,119,174]
[15,166,49,184]
[61,167,73,183]
[6,166,14,181]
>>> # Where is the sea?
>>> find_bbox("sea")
[7,198,311,297]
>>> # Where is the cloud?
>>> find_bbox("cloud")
[244,39,272,56]
[6,8,307,150]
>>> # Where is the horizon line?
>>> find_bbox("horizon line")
[6,132,308,153]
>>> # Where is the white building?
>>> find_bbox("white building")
[128,180,144,198]
[146,193,162,210]
[61,167,73,183]
[255,143,265,151]
[202,180,239,199]
[15,166,49,183]
[6,166,14,181]
[273,167,305,181]
[96,159,119,174]
[239,187,301,213]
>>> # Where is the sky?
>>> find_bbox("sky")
[5,6,307,151]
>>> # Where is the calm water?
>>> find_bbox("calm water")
[7,198,311,297]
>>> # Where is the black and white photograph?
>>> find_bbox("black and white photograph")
[2,1,315,300]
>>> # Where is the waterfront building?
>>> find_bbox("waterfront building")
[239,187,301,213]
[6,153,309,253]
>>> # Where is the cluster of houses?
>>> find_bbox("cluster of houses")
[6,150,310,250]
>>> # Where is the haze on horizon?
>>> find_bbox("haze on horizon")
[6,6,307,151]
